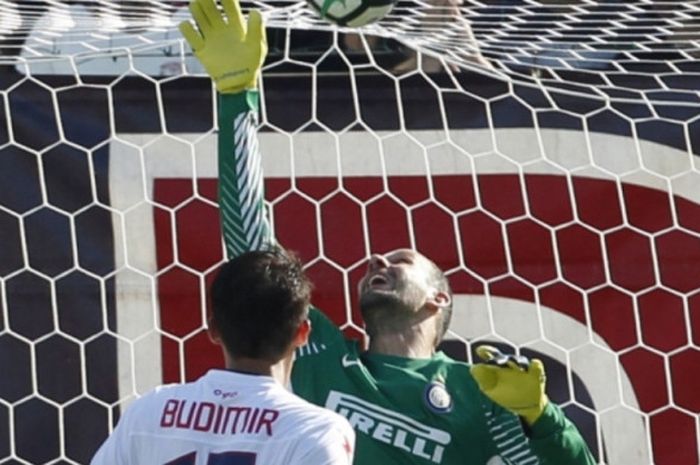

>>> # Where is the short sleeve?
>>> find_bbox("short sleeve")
[90,405,135,465]
[290,417,356,465]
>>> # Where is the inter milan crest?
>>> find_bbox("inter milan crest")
[424,381,453,413]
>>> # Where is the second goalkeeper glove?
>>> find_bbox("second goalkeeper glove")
[179,0,267,93]
[470,345,548,425]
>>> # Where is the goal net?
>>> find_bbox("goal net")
[1,1,699,464]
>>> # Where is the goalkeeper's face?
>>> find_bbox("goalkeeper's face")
[359,249,447,334]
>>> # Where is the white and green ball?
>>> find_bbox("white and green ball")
[306,0,397,27]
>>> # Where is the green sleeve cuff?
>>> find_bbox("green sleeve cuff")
[218,90,260,124]
[527,403,597,465]
[529,402,568,439]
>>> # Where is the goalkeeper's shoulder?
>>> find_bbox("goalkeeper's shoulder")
[307,306,347,343]
[295,306,350,359]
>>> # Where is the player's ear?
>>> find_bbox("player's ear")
[426,290,451,314]
[292,319,311,348]
[207,315,223,346]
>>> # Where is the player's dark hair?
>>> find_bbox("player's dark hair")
[210,248,312,362]
[428,261,453,346]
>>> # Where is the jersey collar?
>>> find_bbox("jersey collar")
[361,350,450,370]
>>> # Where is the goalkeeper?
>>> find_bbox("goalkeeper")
[180,0,596,464]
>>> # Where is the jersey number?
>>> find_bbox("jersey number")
[166,451,257,465]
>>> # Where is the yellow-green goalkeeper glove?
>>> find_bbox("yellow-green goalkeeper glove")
[179,0,267,93]
[470,345,548,425]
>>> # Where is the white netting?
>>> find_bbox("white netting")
[2,1,700,100]
[1,1,699,465]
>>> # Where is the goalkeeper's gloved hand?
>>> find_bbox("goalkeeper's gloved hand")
[470,345,548,425]
[179,0,267,93]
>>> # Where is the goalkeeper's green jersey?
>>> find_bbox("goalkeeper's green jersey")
[292,309,594,465]
[217,91,596,465]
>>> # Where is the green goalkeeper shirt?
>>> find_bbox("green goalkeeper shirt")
[292,309,595,465]
[217,91,596,465]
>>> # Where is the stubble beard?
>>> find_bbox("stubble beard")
[360,289,416,337]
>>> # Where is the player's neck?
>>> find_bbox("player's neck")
[225,355,293,385]
[367,330,435,359]
[366,312,438,358]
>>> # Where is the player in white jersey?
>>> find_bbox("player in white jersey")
[91,250,355,465]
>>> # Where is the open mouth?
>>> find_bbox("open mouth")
[368,273,392,290]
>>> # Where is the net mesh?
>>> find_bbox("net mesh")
[1,1,699,465]
[4,0,700,99]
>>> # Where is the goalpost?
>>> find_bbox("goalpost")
[1,1,699,464]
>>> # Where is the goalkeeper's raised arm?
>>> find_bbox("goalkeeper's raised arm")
[180,2,596,464]
[179,0,272,258]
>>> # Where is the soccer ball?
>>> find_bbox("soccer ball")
[306,0,397,27]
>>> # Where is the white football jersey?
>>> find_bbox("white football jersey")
[91,369,355,465]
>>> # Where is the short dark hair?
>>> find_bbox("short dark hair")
[428,261,453,345]
[210,249,312,362]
